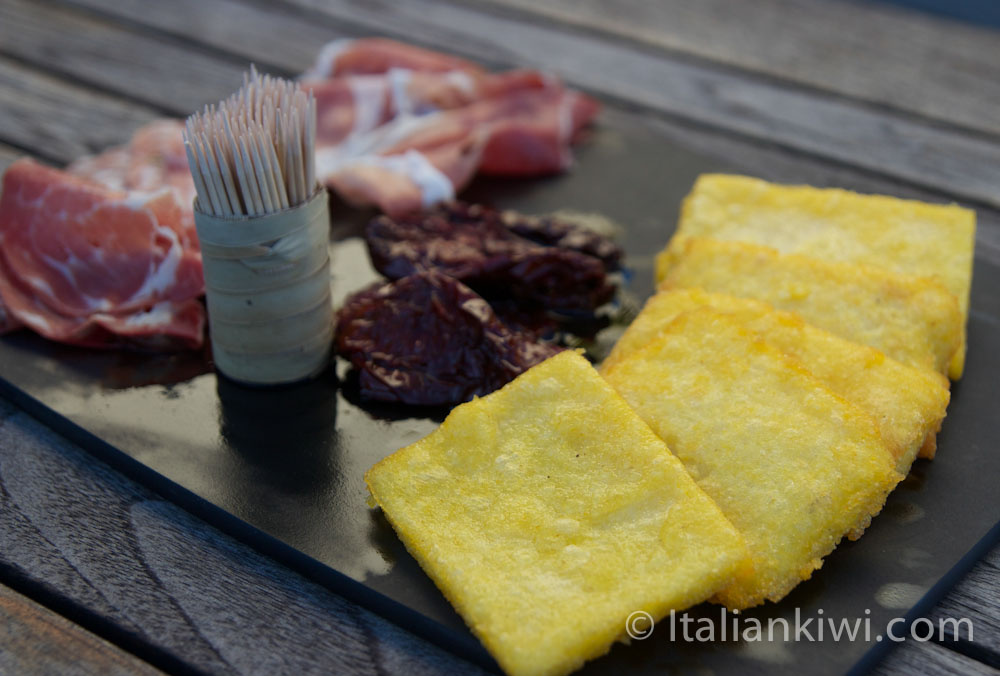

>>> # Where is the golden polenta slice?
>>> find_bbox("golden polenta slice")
[365,351,748,676]
[602,288,950,471]
[661,174,976,378]
[657,237,962,376]
[602,310,902,609]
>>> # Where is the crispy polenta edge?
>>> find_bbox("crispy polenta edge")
[601,288,777,373]
[660,173,975,379]
[366,351,750,676]
[602,288,950,475]
[656,237,963,377]
[603,310,902,610]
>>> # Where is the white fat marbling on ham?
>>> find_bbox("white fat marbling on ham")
[17,309,51,333]
[0,159,205,350]
[368,112,441,153]
[37,250,86,298]
[386,68,414,116]
[67,148,130,191]
[317,146,454,207]
[126,225,184,305]
[23,274,54,299]
[382,150,455,206]
[300,38,356,81]
[443,70,476,94]
[347,76,389,138]
[119,187,173,210]
[36,249,114,313]
[327,111,441,159]
[122,300,177,328]
[316,109,456,208]
[108,188,189,306]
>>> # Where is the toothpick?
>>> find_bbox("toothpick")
[184,68,317,217]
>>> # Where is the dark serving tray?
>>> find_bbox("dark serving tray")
[1,121,999,676]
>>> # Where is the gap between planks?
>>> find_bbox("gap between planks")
[0,0,257,116]
[456,0,1000,141]
[0,54,159,162]
[0,582,164,676]
[874,637,1000,676]
[0,405,481,676]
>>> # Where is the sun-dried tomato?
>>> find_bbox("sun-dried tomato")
[334,270,562,405]
[500,211,621,270]
[365,202,616,312]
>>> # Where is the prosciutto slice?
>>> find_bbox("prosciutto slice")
[303,37,484,79]
[0,159,204,349]
[67,40,598,221]
[68,119,198,249]
[303,38,600,216]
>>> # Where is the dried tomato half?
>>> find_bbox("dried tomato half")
[335,270,562,405]
[500,210,621,270]
[365,202,616,312]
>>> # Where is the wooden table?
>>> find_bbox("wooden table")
[1,0,998,673]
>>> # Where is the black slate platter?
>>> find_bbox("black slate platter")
[2,119,1000,676]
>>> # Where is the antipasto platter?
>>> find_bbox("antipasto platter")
[0,40,1000,674]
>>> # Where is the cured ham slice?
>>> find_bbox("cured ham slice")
[464,88,600,176]
[304,38,600,216]
[303,37,484,79]
[67,40,598,222]
[0,159,205,349]
[68,120,198,250]
[309,69,551,147]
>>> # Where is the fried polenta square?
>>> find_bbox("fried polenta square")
[602,288,950,471]
[657,237,962,377]
[661,174,975,378]
[366,351,748,676]
[602,310,902,609]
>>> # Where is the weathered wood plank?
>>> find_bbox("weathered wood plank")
[59,0,340,74]
[874,637,1000,676]
[0,583,163,676]
[930,544,1000,662]
[0,399,483,676]
[460,0,1000,139]
[0,0,247,115]
[0,56,156,163]
[0,403,236,673]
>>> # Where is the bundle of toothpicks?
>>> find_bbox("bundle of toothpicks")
[185,66,317,217]
[184,67,334,385]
